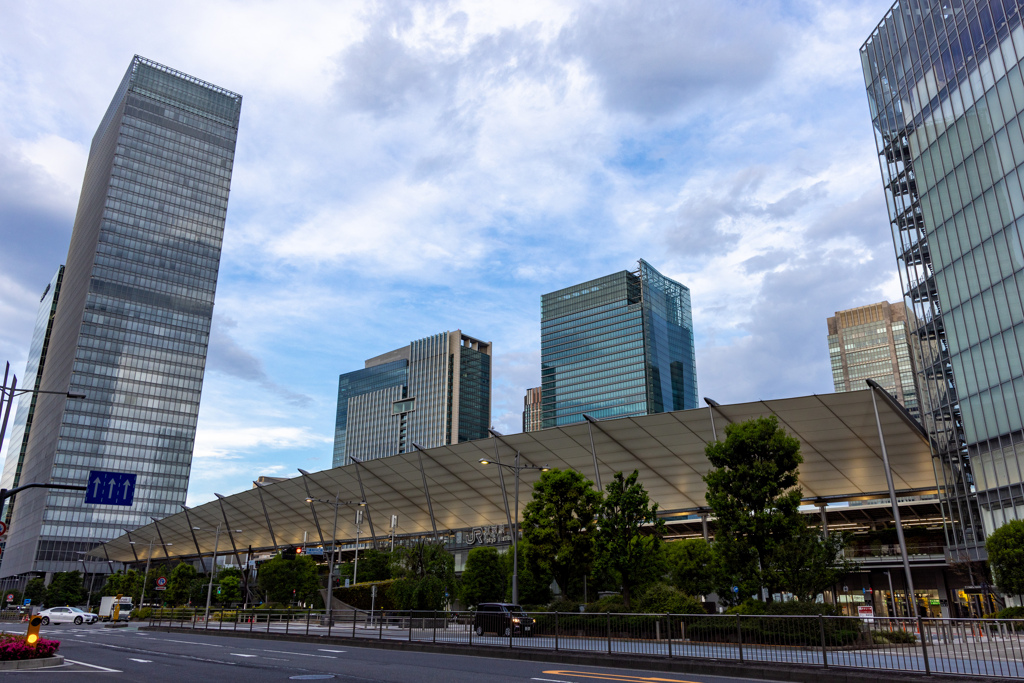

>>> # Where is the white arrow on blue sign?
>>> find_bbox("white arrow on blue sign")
[84,470,137,506]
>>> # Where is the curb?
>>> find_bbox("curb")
[0,655,65,670]
[139,627,1015,683]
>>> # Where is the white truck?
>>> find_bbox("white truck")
[98,596,132,622]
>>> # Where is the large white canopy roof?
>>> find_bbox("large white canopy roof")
[90,387,935,563]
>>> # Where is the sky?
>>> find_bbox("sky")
[0,0,902,507]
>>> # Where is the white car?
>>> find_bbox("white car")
[38,606,98,625]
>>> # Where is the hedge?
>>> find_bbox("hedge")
[333,581,396,611]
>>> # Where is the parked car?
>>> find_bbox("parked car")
[38,606,99,625]
[472,603,533,637]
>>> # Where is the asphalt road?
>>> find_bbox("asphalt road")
[0,622,779,682]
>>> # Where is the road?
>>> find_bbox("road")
[0,622,777,682]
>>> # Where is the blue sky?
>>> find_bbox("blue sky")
[0,0,902,506]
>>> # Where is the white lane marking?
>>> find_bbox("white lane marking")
[230,653,258,657]
[531,679,575,683]
[163,638,223,647]
[64,659,123,672]
[318,649,346,653]
[128,658,153,663]
[260,649,336,658]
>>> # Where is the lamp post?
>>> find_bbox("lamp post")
[76,553,96,610]
[0,364,85,455]
[305,495,364,625]
[478,453,548,605]
[192,525,241,623]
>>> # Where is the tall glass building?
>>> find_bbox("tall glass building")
[0,266,64,528]
[862,0,1024,555]
[0,56,241,580]
[333,331,492,467]
[540,260,697,428]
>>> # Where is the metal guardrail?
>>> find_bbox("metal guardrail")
[148,608,1024,679]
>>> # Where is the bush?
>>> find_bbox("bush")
[547,598,581,613]
[333,580,396,611]
[988,606,1024,630]
[0,633,59,660]
[584,595,626,613]
[131,607,153,621]
[873,629,917,644]
[635,583,705,615]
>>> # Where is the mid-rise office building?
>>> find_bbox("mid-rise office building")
[863,1,1024,551]
[0,266,64,528]
[0,56,241,580]
[540,259,697,428]
[827,301,922,418]
[522,387,543,433]
[333,331,492,467]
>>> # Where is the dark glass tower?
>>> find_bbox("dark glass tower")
[0,266,64,527]
[540,260,697,428]
[862,1,1024,557]
[0,56,241,580]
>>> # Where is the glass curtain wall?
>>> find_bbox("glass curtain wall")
[862,0,1024,550]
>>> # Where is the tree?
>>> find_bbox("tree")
[257,553,320,605]
[166,563,197,606]
[101,570,143,602]
[45,571,88,607]
[666,539,718,598]
[703,416,805,602]
[521,468,602,599]
[218,575,242,604]
[458,547,506,607]
[356,549,392,583]
[635,582,705,614]
[593,470,666,609]
[774,528,856,602]
[987,520,1024,597]
[501,541,551,605]
[24,578,46,606]
[389,540,455,609]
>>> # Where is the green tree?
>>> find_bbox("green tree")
[635,582,705,614]
[387,540,455,610]
[501,541,551,605]
[521,468,602,599]
[458,547,506,607]
[355,548,392,583]
[593,470,666,609]
[774,528,857,602]
[218,575,242,604]
[2,589,23,609]
[703,416,805,602]
[45,571,88,607]
[101,570,143,602]
[257,553,320,604]
[166,563,197,606]
[666,539,718,598]
[987,519,1024,597]
[24,578,46,606]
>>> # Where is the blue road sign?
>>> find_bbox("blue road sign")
[23,599,30,606]
[84,470,137,506]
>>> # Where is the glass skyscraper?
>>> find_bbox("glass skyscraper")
[863,0,1024,554]
[0,266,64,528]
[540,260,697,428]
[0,56,241,580]
[333,331,492,467]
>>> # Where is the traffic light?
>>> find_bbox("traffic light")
[282,547,297,560]
[26,615,41,646]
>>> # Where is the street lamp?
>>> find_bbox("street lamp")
[126,535,173,611]
[192,525,241,624]
[304,495,365,625]
[478,450,548,605]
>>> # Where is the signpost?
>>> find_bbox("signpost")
[5,594,12,603]
[155,577,167,591]
[0,521,7,537]
[85,471,136,506]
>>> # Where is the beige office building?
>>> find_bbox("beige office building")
[522,387,542,433]
[827,301,922,419]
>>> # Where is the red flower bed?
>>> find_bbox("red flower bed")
[0,633,59,660]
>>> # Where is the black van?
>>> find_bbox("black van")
[472,603,534,637]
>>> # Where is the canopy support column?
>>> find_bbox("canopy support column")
[411,443,438,541]
[348,459,378,550]
[214,494,245,574]
[151,517,172,561]
[869,382,917,617]
[180,505,205,565]
[253,483,280,551]
[582,415,603,491]
[297,469,328,548]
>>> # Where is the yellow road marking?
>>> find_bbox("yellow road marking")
[542,671,700,683]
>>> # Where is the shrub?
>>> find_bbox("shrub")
[584,595,626,613]
[0,633,59,660]
[548,598,581,613]
[334,580,396,611]
[635,583,705,615]
[873,629,917,644]
[988,606,1024,630]
[132,607,153,621]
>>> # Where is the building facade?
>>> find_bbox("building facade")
[333,331,492,468]
[540,260,697,428]
[0,266,64,528]
[0,56,241,580]
[827,301,923,418]
[522,387,543,432]
[863,0,1024,554]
